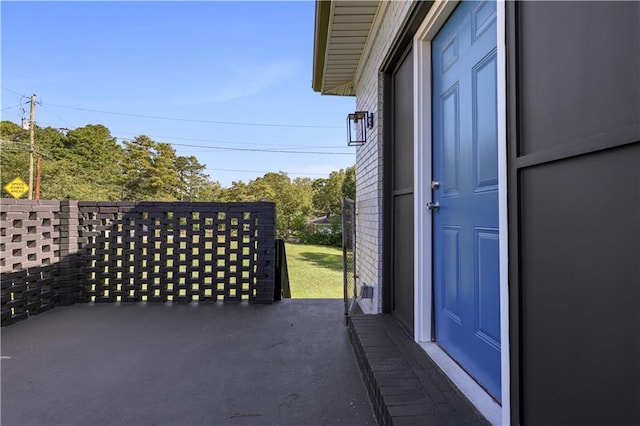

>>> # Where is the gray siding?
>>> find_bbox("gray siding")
[509,2,640,423]
[390,48,415,333]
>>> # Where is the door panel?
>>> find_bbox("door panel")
[473,53,498,190]
[442,226,461,321]
[476,229,500,346]
[432,0,501,401]
[441,87,460,195]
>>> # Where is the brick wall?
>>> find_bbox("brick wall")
[0,199,78,324]
[1,200,276,326]
[353,1,414,313]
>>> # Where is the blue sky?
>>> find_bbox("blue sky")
[1,1,355,187]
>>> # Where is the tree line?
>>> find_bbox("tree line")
[0,120,355,237]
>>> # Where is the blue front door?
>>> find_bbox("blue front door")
[432,0,501,401]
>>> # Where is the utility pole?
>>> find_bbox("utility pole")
[28,94,36,199]
[35,157,42,200]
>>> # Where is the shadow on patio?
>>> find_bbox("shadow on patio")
[1,299,375,425]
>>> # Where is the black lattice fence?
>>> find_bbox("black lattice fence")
[342,197,356,324]
[78,202,276,304]
[1,200,277,326]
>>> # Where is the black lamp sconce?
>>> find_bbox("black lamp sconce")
[347,111,374,146]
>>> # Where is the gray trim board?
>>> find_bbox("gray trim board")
[392,187,414,197]
[506,1,521,422]
[515,124,640,169]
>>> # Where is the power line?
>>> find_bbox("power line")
[24,121,69,131]
[17,120,347,149]
[39,103,74,128]
[112,134,346,150]
[138,141,353,155]
[1,87,26,96]
[0,141,55,160]
[45,102,343,129]
[204,167,332,176]
[1,104,23,112]
[0,148,56,161]
[1,120,352,155]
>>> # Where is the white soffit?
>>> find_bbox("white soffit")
[322,1,379,95]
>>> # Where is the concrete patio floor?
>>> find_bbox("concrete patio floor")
[1,299,375,426]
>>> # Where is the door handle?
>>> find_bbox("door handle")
[426,201,440,212]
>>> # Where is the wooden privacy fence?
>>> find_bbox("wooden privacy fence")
[1,200,276,326]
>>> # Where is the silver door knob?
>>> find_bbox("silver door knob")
[431,180,440,189]
[426,201,440,212]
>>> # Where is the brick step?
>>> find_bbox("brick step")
[349,314,489,426]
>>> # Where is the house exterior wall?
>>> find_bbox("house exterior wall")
[340,0,639,423]
[508,2,640,423]
[353,0,414,314]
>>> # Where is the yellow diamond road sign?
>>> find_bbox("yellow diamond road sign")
[4,177,29,199]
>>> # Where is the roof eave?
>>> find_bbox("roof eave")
[312,0,380,96]
[312,0,332,93]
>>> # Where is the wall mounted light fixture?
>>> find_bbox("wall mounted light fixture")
[347,111,374,146]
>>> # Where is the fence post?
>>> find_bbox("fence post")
[57,200,81,305]
[341,197,356,325]
[253,202,276,303]
[274,238,291,300]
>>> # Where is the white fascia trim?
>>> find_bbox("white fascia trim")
[413,0,510,424]
[354,1,389,89]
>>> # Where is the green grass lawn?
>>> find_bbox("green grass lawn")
[285,243,343,298]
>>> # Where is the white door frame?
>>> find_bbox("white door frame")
[412,1,509,424]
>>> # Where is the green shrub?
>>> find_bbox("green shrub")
[299,231,342,247]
